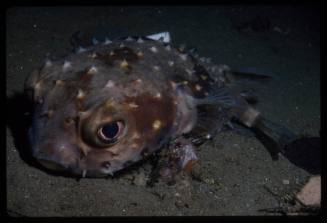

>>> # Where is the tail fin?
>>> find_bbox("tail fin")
[252,117,297,159]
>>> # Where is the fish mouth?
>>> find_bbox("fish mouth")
[36,158,67,172]
[33,149,81,174]
[29,137,81,175]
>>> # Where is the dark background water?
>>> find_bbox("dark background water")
[6,6,320,216]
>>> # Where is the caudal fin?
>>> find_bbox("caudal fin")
[252,117,297,159]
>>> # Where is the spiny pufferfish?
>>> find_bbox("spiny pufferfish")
[24,32,295,179]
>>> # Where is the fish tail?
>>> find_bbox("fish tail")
[251,116,297,158]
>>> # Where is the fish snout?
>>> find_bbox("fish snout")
[32,140,81,173]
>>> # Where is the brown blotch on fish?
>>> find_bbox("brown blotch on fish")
[124,93,176,146]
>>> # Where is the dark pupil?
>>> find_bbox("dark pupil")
[102,123,119,139]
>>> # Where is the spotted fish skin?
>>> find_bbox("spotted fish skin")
[25,35,281,178]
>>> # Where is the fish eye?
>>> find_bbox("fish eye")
[97,121,124,144]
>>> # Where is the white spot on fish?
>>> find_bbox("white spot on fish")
[82,169,87,178]
[55,80,64,86]
[152,120,162,130]
[185,68,193,75]
[120,59,129,69]
[137,51,144,58]
[137,37,144,43]
[105,80,115,88]
[92,37,99,45]
[150,46,158,53]
[77,46,86,53]
[195,84,202,91]
[165,45,171,51]
[132,132,140,139]
[87,66,98,75]
[200,75,208,80]
[88,52,98,59]
[103,38,112,45]
[125,36,134,41]
[45,59,52,68]
[128,102,139,108]
[62,61,72,72]
[179,53,187,61]
[153,65,160,71]
[168,60,174,66]
[76,89,85,99]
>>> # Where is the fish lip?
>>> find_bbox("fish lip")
[36,158,68,172]
[34,151,74,170]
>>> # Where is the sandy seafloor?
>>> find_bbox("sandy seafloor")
[6,6,320,216]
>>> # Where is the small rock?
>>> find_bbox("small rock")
[190,163,203,181]
[282,179,290,185]
[296,176,321,206]
[204,178,215,185]
[133,171,147,186]
[175,199,184,208]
